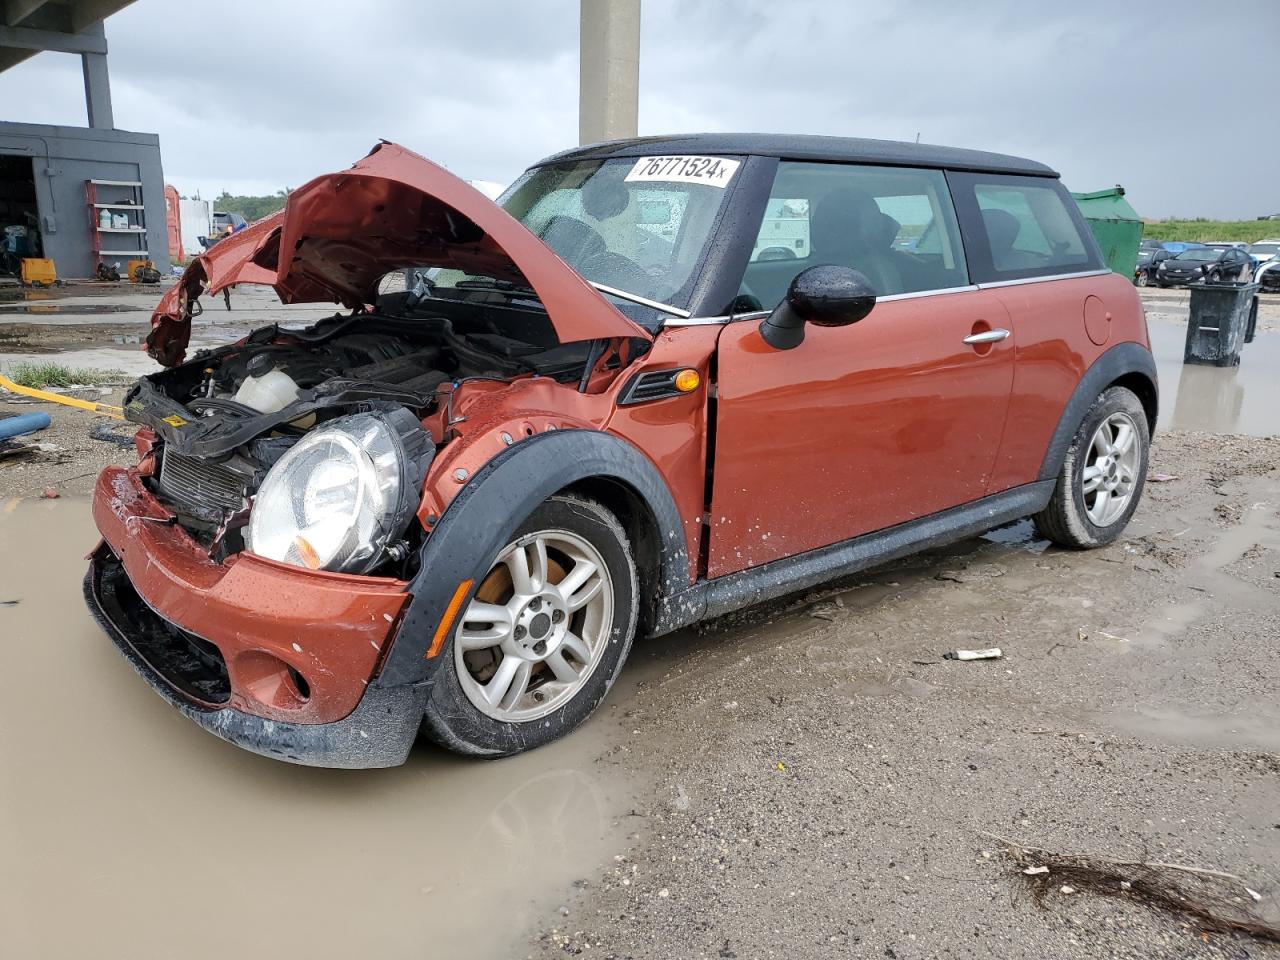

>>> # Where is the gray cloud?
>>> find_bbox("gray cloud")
[1,0,1275,217]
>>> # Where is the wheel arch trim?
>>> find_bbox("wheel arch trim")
[379,429,688,686]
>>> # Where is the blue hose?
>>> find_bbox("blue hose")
[0,412,52,441]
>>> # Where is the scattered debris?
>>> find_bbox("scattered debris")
[0,599,19,606]
[40,487,59,499]
[984,832,1280,944]
[808,600,841,621]
[89,422,135,448]
[936,563,1007,584]
[1098,631,1131,643]
[1147,473,1180,483]
[943,648,1003,661]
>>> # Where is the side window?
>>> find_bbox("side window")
[739,162,968,308]
[951,172,1103,282]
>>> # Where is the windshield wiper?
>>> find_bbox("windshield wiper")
[587,281,691,319]
[455,278,542,301]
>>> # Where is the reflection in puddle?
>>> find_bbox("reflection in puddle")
[0,302,140,314]
[982,518,1050,554]
[0,288,52,302]
[0,499,633,959]
[1148,318,1280,436]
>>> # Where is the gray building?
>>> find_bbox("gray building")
[1,1,169,279]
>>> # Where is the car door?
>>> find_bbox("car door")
[705,161,1014,578]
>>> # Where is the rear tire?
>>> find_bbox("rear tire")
[1034,386,1149,549]
[419,495,638,757]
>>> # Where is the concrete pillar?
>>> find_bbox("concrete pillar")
[80,22,113,129]
[81,52,113,128]
[579,0,640,145]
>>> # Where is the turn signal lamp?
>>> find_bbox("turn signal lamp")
[674,369,701,393]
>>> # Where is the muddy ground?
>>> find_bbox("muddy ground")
[1,281,1278,958]
[531,430,1280,959]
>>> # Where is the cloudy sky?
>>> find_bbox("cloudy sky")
[1,0,1276,218]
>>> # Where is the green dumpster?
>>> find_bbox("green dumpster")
[1070,185,1143,279]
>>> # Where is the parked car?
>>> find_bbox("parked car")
[85,137,1156,768]
[1256,256,1280,292]
[1134,246,1176,286]
[1156,245,1252,285]
[1245,239,1280,264]
[198,211,249,249]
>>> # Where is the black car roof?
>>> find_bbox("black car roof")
[537,133,1058,178]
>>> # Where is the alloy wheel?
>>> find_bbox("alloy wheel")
[454,530,614,722]
[1081,411,1141,526]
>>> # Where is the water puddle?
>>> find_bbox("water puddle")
[1147,318,1280,436]
[0,498,637,959]
[1091,705,1280,752]
[981,518,1050,554]
[0,302,141,315]
[0,288,53,303]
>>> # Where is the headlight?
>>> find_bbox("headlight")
[246,408,432,573]
[1158,262,1167,270]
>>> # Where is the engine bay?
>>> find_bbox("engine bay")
[128,293,604,571]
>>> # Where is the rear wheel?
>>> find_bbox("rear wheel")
[1034,386,1149,548]
[420,495,638,757]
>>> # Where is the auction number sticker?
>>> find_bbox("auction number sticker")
[625,155,741,188]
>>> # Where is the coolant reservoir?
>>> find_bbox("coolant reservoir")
[233,369,300,414]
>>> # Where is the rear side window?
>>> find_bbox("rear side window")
[949,172,1102,282]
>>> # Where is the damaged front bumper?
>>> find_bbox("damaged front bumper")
[84,466,426,768]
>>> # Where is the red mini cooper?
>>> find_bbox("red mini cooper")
[86,137,1156,766]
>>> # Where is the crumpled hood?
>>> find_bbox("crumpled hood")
[147,141,649,366]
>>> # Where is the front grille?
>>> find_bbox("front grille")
[156,450,248,518]
[90,546,232,706]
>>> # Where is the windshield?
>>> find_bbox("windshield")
[431,156,739,326]
[1248,243,1280,256]
[1175,248,1215,260]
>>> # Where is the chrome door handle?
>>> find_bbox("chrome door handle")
[963,328,1010,345]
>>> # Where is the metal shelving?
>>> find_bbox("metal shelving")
[86,178,149,260]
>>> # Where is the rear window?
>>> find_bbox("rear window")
[949,172,1103,282]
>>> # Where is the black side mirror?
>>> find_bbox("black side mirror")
[759,265,877,350]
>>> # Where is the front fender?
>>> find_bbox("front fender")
[379,429,688,686]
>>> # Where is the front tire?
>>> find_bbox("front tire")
[1034,386,1149,548]
[420,495,638,757]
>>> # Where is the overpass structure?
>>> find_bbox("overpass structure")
[0,1,169,278]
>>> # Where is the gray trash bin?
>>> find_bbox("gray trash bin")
[1184,281,1259,367]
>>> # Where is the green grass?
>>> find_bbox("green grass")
[1141,220,1279,244]
[5,361,129,389]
